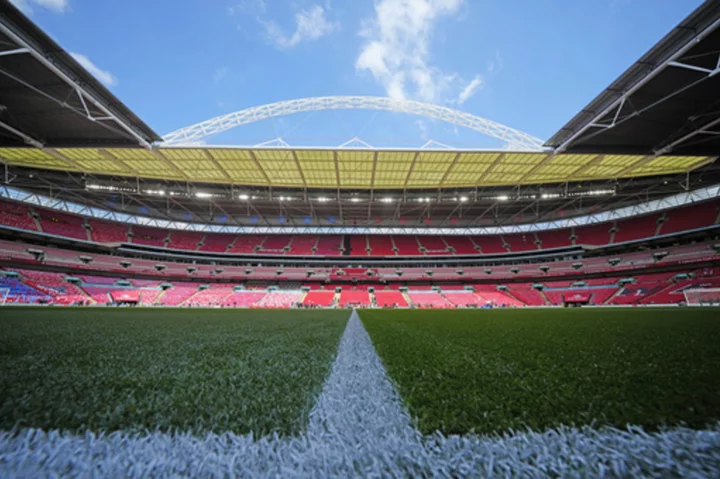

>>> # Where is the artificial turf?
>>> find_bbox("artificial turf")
[0,307,348,436]
[361,307,720,436]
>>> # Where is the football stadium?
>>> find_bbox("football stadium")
[1,0,720,475]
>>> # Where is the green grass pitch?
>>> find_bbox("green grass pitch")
[361,307,720,435]
[0,307,348,436]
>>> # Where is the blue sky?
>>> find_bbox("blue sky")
[13,0,704,148]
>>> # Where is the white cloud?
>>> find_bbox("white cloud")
[213,67,228,84]
[227,0,265,16]
[10,0,68,14]
[356,0,486,105]
[70,52,118,87]
[456,74,483,105]
[263,5,339,49]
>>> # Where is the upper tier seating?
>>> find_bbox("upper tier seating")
[374,290,408,307]
[130,226,168,247]
[417,236,450,255]
[614,214,661,244]
[167,231,204,251]
[228,235,264,254]
[260,235,292,253]
[199,234,233,253]
[659,201,719,235]
[573,224,612,245]
[288,236,317,255]
[0,201,37,231]
[350,235,369,256]
[443,236,477,255]
[537,230,572,249]
[368,236,395,256]
[36,209,88,240]
[87,219,128,243]
[315,236,343,256]
[393,236,422,256]
[472,236,506,254]
[503,234,538,252]
[3,198,720,259]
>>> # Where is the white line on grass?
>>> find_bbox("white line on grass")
[1,311,720,477]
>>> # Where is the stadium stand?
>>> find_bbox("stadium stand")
[157,285,201,306]
[443,291,487,307]
[536,230,572,249]
[315,235,343,256]
[87,219,128,243]
[36,209,88,241]
[255,291,303,308]
[0,274,50,304]
[339,290,371,307]
[221,290,267,307]
[0,201,38,231]
[187,286,234,307]
[443,236,477,255]
[503,234,538,252]
[130,226,168,247]
[473,236,506,254]
[659,200,719,235]
[373,290,408,307]
[407,291,450,308]
[368,236,395,256]
[302,291,336,307]
[288,236,317,255]
[199,234,233,253]
[614,214,661,244]
[167,231,204,251]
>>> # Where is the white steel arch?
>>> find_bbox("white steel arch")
[163,96,545,150]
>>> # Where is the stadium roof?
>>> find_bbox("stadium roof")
[0,146,713,189]
[547,0,720,156]
[0,0,161,148]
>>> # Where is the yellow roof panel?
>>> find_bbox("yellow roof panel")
[0,147,714,189]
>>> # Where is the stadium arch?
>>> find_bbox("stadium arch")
[162,96,545,151]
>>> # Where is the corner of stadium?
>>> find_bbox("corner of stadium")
[1,0,720,476]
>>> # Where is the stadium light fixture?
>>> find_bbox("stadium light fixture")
[195,192,213,199]
[379,197,394,203]
[459,196,469,202]
[497,195,509,201]
[238,194,250,200]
